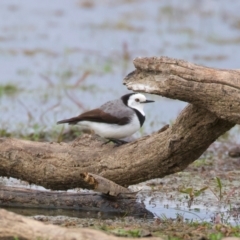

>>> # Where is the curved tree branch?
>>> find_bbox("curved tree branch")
[0,56,237,192]
[0,105,233,190]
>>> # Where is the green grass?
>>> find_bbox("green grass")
[0,129,12,138]
[0,83,19,97]
[111,228,141,237]
[0,125,83,142]
[179,186,208,200]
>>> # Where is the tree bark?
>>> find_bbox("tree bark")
[0,209,160,240]
[0,56,237,192]
[0,186,152,218]
[0,105,233,191]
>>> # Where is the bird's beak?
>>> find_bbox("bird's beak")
[142,100,155,103]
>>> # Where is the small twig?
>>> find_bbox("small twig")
[225,187,237,203]
[208,186,221,202]
[39,73,54,87]
[73,71,90,88]
[18,100,34,123]
[40,101,61,125]
[64,89,86,111]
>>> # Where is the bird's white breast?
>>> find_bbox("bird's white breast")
[77,114,141,139]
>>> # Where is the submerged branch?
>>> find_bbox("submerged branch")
[0,186,151,217]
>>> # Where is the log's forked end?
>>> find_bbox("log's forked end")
[80,172,98,189]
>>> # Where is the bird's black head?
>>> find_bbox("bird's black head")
[121,93,154,107]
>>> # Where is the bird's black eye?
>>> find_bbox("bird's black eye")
[135,98,140,102]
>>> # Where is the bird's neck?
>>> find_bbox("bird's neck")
[132,108,145,127]
[130,105,145,116]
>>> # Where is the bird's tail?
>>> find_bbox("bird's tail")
[57,117,79,125]
[57,119,70,124]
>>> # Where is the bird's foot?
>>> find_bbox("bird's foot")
[102,138,128,147]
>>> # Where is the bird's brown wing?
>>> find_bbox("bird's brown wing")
[57,108,130,125]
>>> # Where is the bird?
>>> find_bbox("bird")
[57,93,154,145]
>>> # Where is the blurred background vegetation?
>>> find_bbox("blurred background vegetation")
[1,0,240,141]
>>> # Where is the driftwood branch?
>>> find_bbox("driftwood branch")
[0,56,237,193]
[0,209,160,240]
[0,186,152,218]
[80,172,131,196]
[0,105,233,190]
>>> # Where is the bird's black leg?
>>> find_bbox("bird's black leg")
[112,138,128,146]
[102,138,128,147]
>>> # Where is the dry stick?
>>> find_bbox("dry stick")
[40,101,61,125]
[80,172,132,196]
[18,99,34,123]
[39,73,54,87]
[64,88,86,111]
[73,71,90,87]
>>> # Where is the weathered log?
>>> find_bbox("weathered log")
[0,209,161,240]
[80,172,132,196]
[0,186,152,218]
[0,56,236,192]
[0,105,233,190]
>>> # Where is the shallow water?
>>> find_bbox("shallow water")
[1,0,240,223]
[2,156,240,225]
[1,0,240,135]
